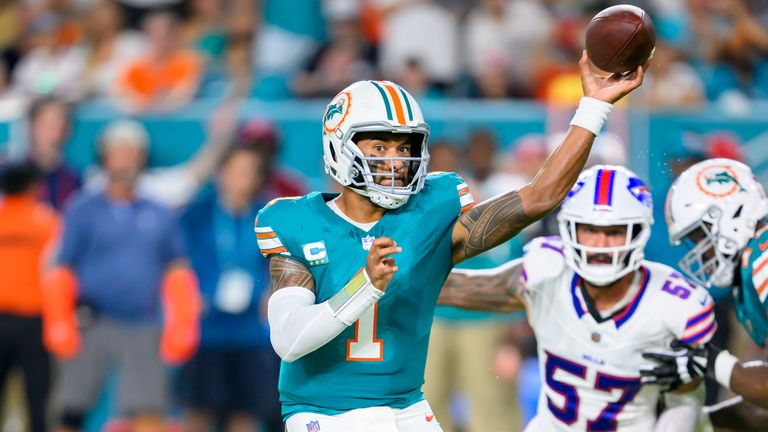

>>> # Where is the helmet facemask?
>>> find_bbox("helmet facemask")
[674,206,740,288]
[333,123,430,209]
[560,220,651,287]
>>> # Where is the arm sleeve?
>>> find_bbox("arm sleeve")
[162,213,187,264]
[56,201,86,267]
[141,167,201,208]
[654,384,706,432]
[267,287,347,363]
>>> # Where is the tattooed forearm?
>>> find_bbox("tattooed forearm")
[453,190,536,263]
[269,256,315,294]
[438,261,526,313]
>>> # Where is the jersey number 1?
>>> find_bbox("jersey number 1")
[346,302,383,361]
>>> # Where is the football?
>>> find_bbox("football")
[585,4,656,74]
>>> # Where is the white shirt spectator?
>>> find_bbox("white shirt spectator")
[377,0,459,83]
[13,46,86,102]
[464,0,553,85]
[647,62,705,108]
[85,32,147,99]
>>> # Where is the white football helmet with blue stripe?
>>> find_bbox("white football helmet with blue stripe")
[558,165,654,286]
[666,158,768,288]
[322,80,430,209]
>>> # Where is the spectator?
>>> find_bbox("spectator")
[81,0,147,100]
[180,0,228,64]
[44,121,201,432]
[687,0,768,101]
[12,10,86,102]
[115,0,186,29]
[254,0,326,74]
[0,161,60,432]
[377,0,460,85]
[179,145,281,432]
[471,58,514,99]
[293,1,376,98]
[234,118,306,199]
[115,11,202,113]
[85,101,239,208]
[0,0,22,53]
[26,97,81,211]
[464,0,554,98]
[397,57,443,99]
[646,42,705,108]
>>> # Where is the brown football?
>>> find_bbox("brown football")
[585,4,655,74]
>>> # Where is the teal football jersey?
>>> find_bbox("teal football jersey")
[735,221,768,347]
[255,172,475,419]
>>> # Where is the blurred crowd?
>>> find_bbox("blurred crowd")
[0,0,761,114]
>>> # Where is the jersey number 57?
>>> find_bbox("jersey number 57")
[545,351,642,431]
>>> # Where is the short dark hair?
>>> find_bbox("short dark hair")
[0,161,43,195]
[28,96,70,123]
[218,144,268,182]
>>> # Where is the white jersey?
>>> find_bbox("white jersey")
[521,237,716,432]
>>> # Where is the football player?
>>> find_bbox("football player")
[639,159,768,430]
[256,52,646,432]
[438,166,714,431]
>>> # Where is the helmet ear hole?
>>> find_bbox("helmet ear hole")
[733,204,743,219]
[327,141,337,162]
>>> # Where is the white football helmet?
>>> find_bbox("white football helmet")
[666,158,768,288]
[322,80,430,209]
[558,165,654,286]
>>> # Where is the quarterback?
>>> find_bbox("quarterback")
[640,159,768,430]
[438,166,714,432]
[255,52,645,431]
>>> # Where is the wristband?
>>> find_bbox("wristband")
[327,268,384,326]
[570,96,613,136]
[713,349,739,389]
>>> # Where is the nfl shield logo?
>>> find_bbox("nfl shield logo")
[306,420,321,432]
[362,235,375,251]
[591,332,601,343]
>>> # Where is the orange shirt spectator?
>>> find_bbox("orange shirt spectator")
[115,11,201,112]
[0,161,59,432]
[118,51,200,109]
[0,166,60,316]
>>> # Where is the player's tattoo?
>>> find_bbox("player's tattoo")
[438,262,526,313]
[454,190,535,262]
[269,256,315,294]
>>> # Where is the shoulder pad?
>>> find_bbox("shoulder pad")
[425,171,475,214]
[254,196,306,258]
[522,236,566,287]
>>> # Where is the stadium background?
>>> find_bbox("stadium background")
[0,0,766,431]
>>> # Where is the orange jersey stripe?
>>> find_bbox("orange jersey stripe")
[261,246,287,255]
[383,84,406,124]
[458,187,470,196]
[753,257,768,276]
[461,203,475,213]
[256,232,277,239]
[758,278,768,297]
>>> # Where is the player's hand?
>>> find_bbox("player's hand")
[640,340,720,391]
[580,50,648,104]
[365,237,401,291]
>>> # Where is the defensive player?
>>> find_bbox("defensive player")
[256,52,646,431]
[639,159,768,429]
[438,166,714,431]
